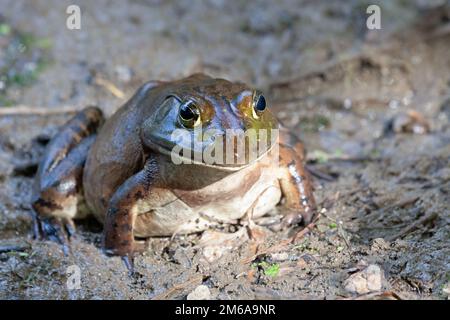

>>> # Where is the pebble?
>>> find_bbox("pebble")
[371,238,389,252]
[270,252,289,261]
[187,285,211,300]
[391,110,430,134]
[344,264,384,294]
[442,282,450,299]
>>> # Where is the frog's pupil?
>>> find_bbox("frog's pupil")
[255,95,266,112]
[180,103,196,120]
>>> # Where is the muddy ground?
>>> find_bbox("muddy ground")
[0,0,449,300]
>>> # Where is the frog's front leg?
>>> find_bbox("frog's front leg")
[32,107,104,251]
[103,157,160,263]
[277,128,317,228]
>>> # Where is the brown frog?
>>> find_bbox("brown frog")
[32,74,316,266]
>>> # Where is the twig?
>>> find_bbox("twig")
[151,275,204,300]
[340,291,402,300]
[306,165,336,182]
[291,216,320,243]
[382,196,419,212]
[319,209,351,249]
[428,23,450,39]
[338,224,351,249]
[308,156,381,163]
[386,210,438,242]
[0,105,80,116]
[94,77,125,99]
[240,215,320,264]
[269,49,364,91]
[0,240,31,253]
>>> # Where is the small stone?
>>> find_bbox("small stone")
[391,110,430,134]
[356,259,368,269]
[187,285,211,300]
[344,264,384,295]
[371,238,389,252]
[393,239,408,249]
[442,282,450,299]
[270,252,289,261]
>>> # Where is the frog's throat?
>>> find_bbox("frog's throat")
[146,140,277,171]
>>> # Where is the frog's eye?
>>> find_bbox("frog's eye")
[179,101,201,128]
[252,92,266,119]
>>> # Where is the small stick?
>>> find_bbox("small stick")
[382,195,419,211]
[306,165,335,182]
[94,77,125,99]
[291,215,320,243]
[0,105,80,116]
[338,224,351,248]
[0,240,31,253]
[240,215,320,264]
[340,291,402,300]
[386,210,438,242]
[151,275,204,300]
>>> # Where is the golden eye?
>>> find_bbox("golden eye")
[252,92,266,119]
[179,101,201,128]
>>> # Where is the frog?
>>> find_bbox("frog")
[31,74,316,266]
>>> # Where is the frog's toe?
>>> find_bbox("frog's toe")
[121,255,135,274]
[103,241,146,275]
[281,210,304,229]
[272,210,303,231]
[37,216,75,255]
[269,209,305,232]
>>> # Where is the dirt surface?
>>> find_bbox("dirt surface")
[0,0,449,300]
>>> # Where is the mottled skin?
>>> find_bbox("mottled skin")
[32,74,316,262]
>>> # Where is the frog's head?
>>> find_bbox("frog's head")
[141,74,279,170]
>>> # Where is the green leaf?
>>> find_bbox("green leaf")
[264,263,280,277]
[310,150,330,164]
[252,261,280,277]
[0,23,11,36]
[333,148,343,157]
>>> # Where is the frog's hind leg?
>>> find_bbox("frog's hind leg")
[32,107,104,251]
[276,127,317,229]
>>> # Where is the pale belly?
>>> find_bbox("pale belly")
[133,167,282,237]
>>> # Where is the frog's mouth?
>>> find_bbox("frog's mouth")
[146,128,279,171]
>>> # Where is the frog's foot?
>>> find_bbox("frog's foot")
[267,208,303,232]
[279,209,304,229]
[33,214,75,255]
